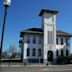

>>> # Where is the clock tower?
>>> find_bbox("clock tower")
[39,9,58,63]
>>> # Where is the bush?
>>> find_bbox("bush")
[57,56,71,64]
[46,63,48,66]
[24,62,27,66]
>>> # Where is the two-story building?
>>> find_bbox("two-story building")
[19,9,72,64]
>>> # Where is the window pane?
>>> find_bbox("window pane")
[66,38,68,46]
[27,35,30,43]
[48,31,54,44]
[33,36,36,44]
[38,36,42,44]
[56,50,58,56]
[56,37,58,44]
[32,48,36,56]
[52,16,54,23]
[66,49,69,56]
[61,38,63,45]
[61,49,63,56]
[27,48,30,56]
[38,49,41,56]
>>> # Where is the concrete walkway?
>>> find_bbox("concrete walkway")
[0,63,72,67]
[0,63,46,67]
[0,64,72,72]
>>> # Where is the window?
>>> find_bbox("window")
[61,38,63,45]
[52,16,54,23]
[33,36,36,44]
[26,35,30,43]
[66,49,69,56]
[32,48,36,56]
[61,49,63,56]
[27,48,30,56]
[66,38,68,46]
[38,49,41,56]
[56,50,58,56]
[56,37,58,44]
[48,31,54,44]
[38,36,42,44]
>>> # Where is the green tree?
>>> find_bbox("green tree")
[1,50,8,58]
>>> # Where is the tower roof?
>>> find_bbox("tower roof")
[39,9,58,16]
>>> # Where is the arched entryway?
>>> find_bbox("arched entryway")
[47,51,53,61]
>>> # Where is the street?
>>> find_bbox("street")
[0,65,72,72]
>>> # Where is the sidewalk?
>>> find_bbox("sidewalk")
[0,63,46,67]
[0,63,72,67]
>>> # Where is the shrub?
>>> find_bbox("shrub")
[24,62,27,66]
[46,63,48,66]
[57,56,71,64]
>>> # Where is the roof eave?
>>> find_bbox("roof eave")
[39,9,58,16]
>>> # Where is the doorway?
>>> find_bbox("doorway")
[47,51,53,61]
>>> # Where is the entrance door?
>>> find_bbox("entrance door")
[47,51,53,61]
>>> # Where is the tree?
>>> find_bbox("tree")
[1,50,8,58]
[8,44,17,58]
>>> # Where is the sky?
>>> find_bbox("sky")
[0,0,72,52]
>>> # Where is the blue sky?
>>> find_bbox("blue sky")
[0,0,72,52]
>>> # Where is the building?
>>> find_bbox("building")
[19,9,72,64]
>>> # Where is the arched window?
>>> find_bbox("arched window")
[56,50,58,57]
[66,49,69,56]
[32,48,36,56]
[27,48,30,56]
[38,49,41,56]
[61,49,63,56]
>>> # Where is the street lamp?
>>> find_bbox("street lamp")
[0,0,11,64]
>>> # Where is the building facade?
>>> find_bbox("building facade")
[19,9,72,64]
